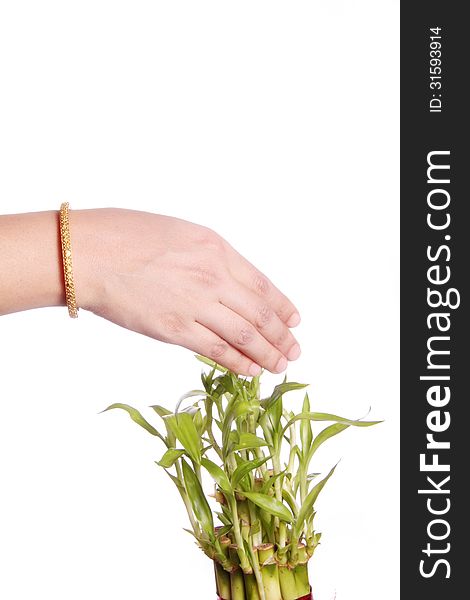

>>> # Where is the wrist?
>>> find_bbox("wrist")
[69,207,108,312]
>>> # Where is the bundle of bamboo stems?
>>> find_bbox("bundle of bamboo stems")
[103,357,380,600]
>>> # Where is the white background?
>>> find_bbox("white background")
[0,1,399,599]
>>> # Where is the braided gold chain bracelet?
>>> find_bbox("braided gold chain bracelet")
[59,202,79,318]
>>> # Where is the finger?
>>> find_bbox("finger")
[219,283,301,361]
[226,248,301,326]
[182,321,262,377]
[196,303,288,374]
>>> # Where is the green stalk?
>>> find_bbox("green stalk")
[272,452,285,549]
[286,421,297,476]
[175,460,200,537]
[230,570,246,600]
[293,565,310,598]
[238,499,251,541]
[299,466,308,506]
[278,566,298,600]
[293,544,310,598]
[229,497,252,574]
[248,500,263,547]
[206,418,224,461]
[258,544,282,600]
[204,395,222,458]
[216,535,236,573]
[246,545,266,600]
[229,545,246,600]
[244,572,262,600]
[215,561,232,600]
[254,447,269,481]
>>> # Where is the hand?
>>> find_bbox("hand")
[73,208,301,376]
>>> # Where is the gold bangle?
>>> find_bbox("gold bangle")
[59,202,79,318]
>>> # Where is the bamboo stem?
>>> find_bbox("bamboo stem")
[293,544,310,598]
[278,566,298,600]
[229,498,252,573]
[238,499,251,542]
[258,544,282,600]
[248,501,263,548]
[215,561,232,600]
[272,452,284,548]
[230,569,246,600]
[299,467,307,506]
[246,545,266,600]
[175,460,200,537]
[244,572,262,600]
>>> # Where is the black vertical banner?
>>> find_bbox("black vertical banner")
[401,2,467,598]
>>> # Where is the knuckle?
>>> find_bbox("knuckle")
[191,263,219,287]
[235,325,255,346]
[160,312,186,336]
[253,273,270,296]
[277,301,293,322]
[261,348,280,371]
[199,228,225,253]
[255,304,273,329]
[208,341,229,360]
[233,352,250,374]
[275,327,290,347]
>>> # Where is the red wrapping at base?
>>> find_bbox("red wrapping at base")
[217,591,312,600]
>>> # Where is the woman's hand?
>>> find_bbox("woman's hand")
[72,208,301,376]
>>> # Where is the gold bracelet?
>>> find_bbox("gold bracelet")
[59,202,79,318]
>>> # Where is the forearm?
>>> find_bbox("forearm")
[0,210,67,315]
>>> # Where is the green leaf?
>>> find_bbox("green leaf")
[250,520,261,536]
[201,458,232,493]
[150,405,176,445]
[281,411,382,439]
[294,464,337,538]
[163,469,185,495]
[183,527,200,541]
[195,354,228,372]
[182,459,214,539]
[259,412,274,447]
[268,395,283,435]
[282,487,299,517]
[258,508,275,543]
[221,394,240,453]
[233,400,254,418]
[261,382,308,411]
[233,432,269,451]
[215,524,232,538]
[193,408,204,435]
[156,449,185,468]
[164,412,201,464]
[243,492,292,523]
[300,394,313,455]
[305,423,351,465]
[260,469,286,495]
[215,511,231,526]
[232,456,271,490]
[100,403,166,443]
[150,404,172,418]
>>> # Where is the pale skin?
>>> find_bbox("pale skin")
[0,208,301,376]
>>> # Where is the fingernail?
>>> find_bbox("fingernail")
[275,356,288,373]
[287,343,301,361]
[249,363,262,377]
[287,312,301,327]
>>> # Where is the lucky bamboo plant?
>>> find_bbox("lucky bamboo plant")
[102,356,380,600]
